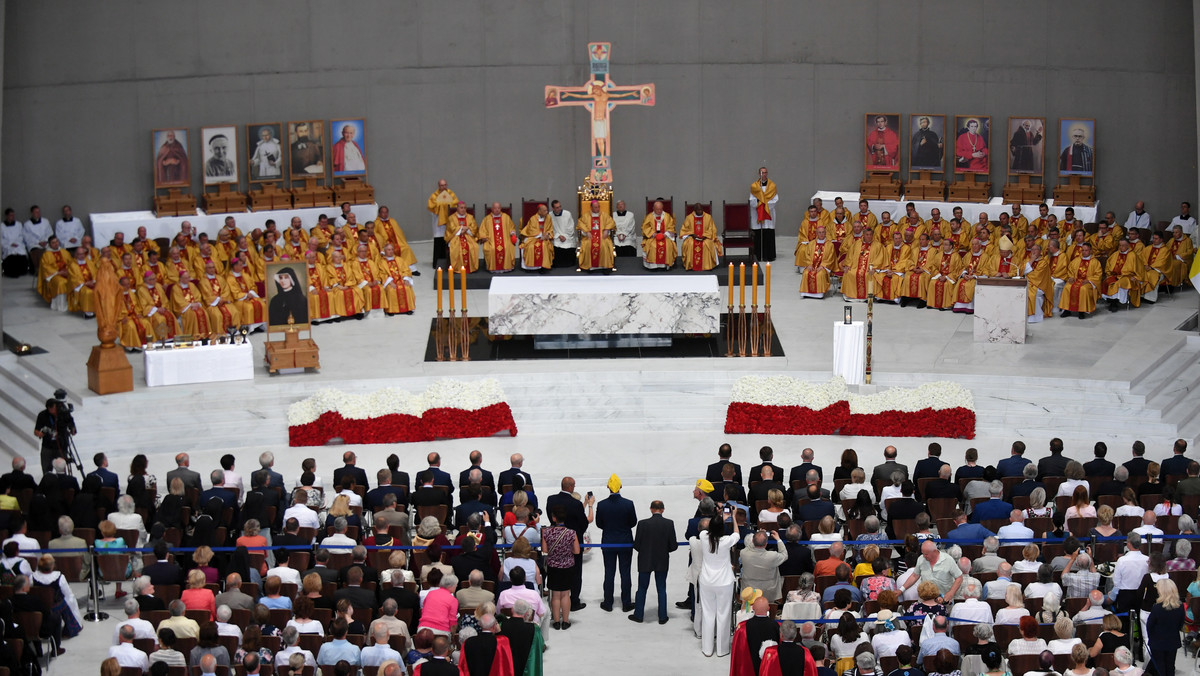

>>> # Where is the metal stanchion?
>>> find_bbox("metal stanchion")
[83,544,108,622]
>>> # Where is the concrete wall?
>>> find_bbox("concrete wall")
[2,0,1195,237]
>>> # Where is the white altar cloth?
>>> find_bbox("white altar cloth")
[488,275,721,335]
[811,191,1096,223]
[833,321,866,385]
[144,343,254,387]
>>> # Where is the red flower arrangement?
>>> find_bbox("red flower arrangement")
[725,403,974,439]
[289,403,517,447]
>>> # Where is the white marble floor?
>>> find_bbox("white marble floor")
[2,235,1199,676]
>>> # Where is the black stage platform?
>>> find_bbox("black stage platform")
[423,314,784,361]
[430,254,770,290]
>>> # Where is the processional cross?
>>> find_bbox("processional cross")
[544,42,655,184]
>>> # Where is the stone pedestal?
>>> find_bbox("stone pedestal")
[974,278,1028,344]
[86,345,133,394]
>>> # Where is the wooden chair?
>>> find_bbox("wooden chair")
[97,552,131,590]
[268,608,292,628]
[298,633,323,654]
[146,610,171,628]
[184,609,211,625]
[116,528,141,550]
[1115,516,1142,534]
[134,637,156,655]
[1095,654,1117,671]
[327,552,353,570]
[13,611,50,659]
[54,555,84,582]
[158,584,182,604]
[230,608,252,627]
[416,505,448,527]
[290,551,310,572]
[296,527,318,544]
[721,201,753,259]
[644,196,674,221]
[218,634,239,657]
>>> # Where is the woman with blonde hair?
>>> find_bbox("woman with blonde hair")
[501,536,541,589]
[1147,579,1184,676]
[1013,544,1042,573]
[809,515,841,549]
[301,572,333,611]
[382,550,414,586]
[1091,505,1119,538]
[181,568,217,616]
[994,584,1030,624]
[853,545,880,579]
[324,493,360,531]
[193,545,219,584]
[759,489,788,527]
[911,581,945,626]
[1046,615,1082,654]
[1067,643,1093,676]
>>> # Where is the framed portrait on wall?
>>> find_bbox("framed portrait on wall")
[330,118,367,178]
[953,115,990,174]
[288,120,326,180]
[200,125,238,185]
[908,114,945,172]
[246,123,285,182]
[152,128,190,188]
[1007,117,1045,175]
[1058,118,1095,177]
[265,261,310,330]
[864,113,901,171]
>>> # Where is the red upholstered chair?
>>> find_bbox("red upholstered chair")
[521,199,549,224]
[683,202,712,215]
[722,201,753,259]
[645,196,673,220]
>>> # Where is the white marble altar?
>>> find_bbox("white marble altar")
[487,275,721,335]
[90,203,379,245]
[974,278,1028,344]
[811,190,1097,223]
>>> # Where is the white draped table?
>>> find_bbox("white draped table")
[833,321,866,385]
[487,275,721,336]
[90,204,379,246]
[810,190,1097,223]
[144,343,254,387]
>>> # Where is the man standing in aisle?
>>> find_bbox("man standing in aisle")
[596,474,636,613]
[628,500,677,625]
[426,179,458,267]
[750,167,779,261]
[549,199,577,269]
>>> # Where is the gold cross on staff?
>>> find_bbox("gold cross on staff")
[544,42,655,184]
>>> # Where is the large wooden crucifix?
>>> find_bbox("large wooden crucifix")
[544,42,655,184]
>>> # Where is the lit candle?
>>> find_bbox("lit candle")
[727,263,734,305]
[436,267,443,312]
[448,264,455,310]
[461,266,467,311]
[739,263,746,307]
[751,262,758,307]
[765,262,771,305]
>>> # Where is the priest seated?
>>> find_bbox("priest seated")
[520,204,554,272]
[378,243,416,315]
[900,233,935,308]
[641,200,676,270]
[445,202,480,273]
[1167,224,1194,287]
[796,225,834,299]
[953,239,991,314]
[874,231,911,304]
[1024,243,1054,323]
[1102,238,1143,312]
[577,200,615,272]
[479,202,517,274]
[1059,242,1102,319]
[840,229,877,301]
[679,203,722,271]
[926,239,959,311]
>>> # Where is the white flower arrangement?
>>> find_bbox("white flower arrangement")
[287,378,507,426]
[730,375,974,413]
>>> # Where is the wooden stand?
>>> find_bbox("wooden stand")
[86,344,133,394]
[153,188,196,217]
[249,183,293,211]
[1002,174,1044,204]
[947,173,991,203]
[904,170,946,201]
[290,178,335,208]
[203,183,248,214]
[859,171,902,200]
[333,177,375,205]
[265,326,320,373]
[1053,176,1096,207]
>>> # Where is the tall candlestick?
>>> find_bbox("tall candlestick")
[739,263,746,306]
[436,267,443,312]
[460,267,467,311]
[449,263,456,310]
[751,262,758,307]
[765,262,771,305]
[728,263,734,305]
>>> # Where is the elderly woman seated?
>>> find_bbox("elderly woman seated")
[107,494,148,548]
[994,583,1030,624]
[810,515,842,549]
[1007,615,1049,655]
[1013,544,1042,574]
[786,572,820,604]
[1024,563,1063,599]
[1047,615,1083,654]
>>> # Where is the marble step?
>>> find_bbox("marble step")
[1131,346,1200,400]
[0,389,39,457]
[973,411,1179,435]
[1146,361,1200,414]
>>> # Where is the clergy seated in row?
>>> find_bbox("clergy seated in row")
[1025,244,1054,324]
[611,201,640,257]
[68,245,98,317]
[445,202,480,273]
[479,203,517,274]
[795,226,834,299]
[117,272,182,351]
[835,219,866,274]
[38,236,72,312]
[679,204,722,271]
[170,271,216,338]
[137,271,180,342]
[1144,232,1176,301]
[951,239,991,314]
[520,204,554,272]
[577,200,616,271]
[926,240,960,310]
[900,233,936,309]
[840,229,876,301]
[198,261,244,333]
[641,200,676,269]
[874,232,911,304]
[323,251,366,319]
[1059,242,1103,319]
[1166,224,1195,286]
[1101,238,1144,313]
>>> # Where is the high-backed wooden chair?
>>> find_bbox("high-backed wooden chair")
[722,201,753,259]
[644,196,673,220]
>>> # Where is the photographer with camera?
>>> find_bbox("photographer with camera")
[34,397,73,476]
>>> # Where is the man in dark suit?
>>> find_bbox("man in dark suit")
[628,499,677,624]
[380,569,421,628]
[778,524,814,576]
[0,457,36,495]
[788,448,823,490]
[924,465,962,501]
[454,485,494,529]
[418,638,458,676]
[38,458,79,516]
[871,445,909,483]
[165,453,202,493]
[913,442,949,482]
[1010,464,1044,499]
[457,450,495,491]
[969,481,1014,524]
[422,452,454,489]
[412,471,453,524]
[12,575,63,654]
[87,452,120,492]
[749,446,785,486]
[135,578,166,613]
[384,454,411,493]
[1036,438,1074,480]
[450,537,495,583]
[497,453,533,492]
[199,470,237,514]
[332,566,376,610]
[249,452,287,522]
[705,443,743,486]
[143,541,183,587]
[1162,439,1191,479]
[1122,441,1151,478]
[886,482,924,525]
[796,484,836,524]
[303,548,340,586]
[337,546,379,587]
[545,476,590,610]
[365,469,408,512]
[273,517,307,555]
[596,475,637,613]
[997,441,1032,478]
[1084,442,1116,478]
[1093,466,1130,499]
[332,451,370,490]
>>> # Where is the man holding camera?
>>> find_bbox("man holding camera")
[34,397,73,476]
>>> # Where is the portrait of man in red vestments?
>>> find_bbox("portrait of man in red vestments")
[954,115,991,174]
[864,113,901,171]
